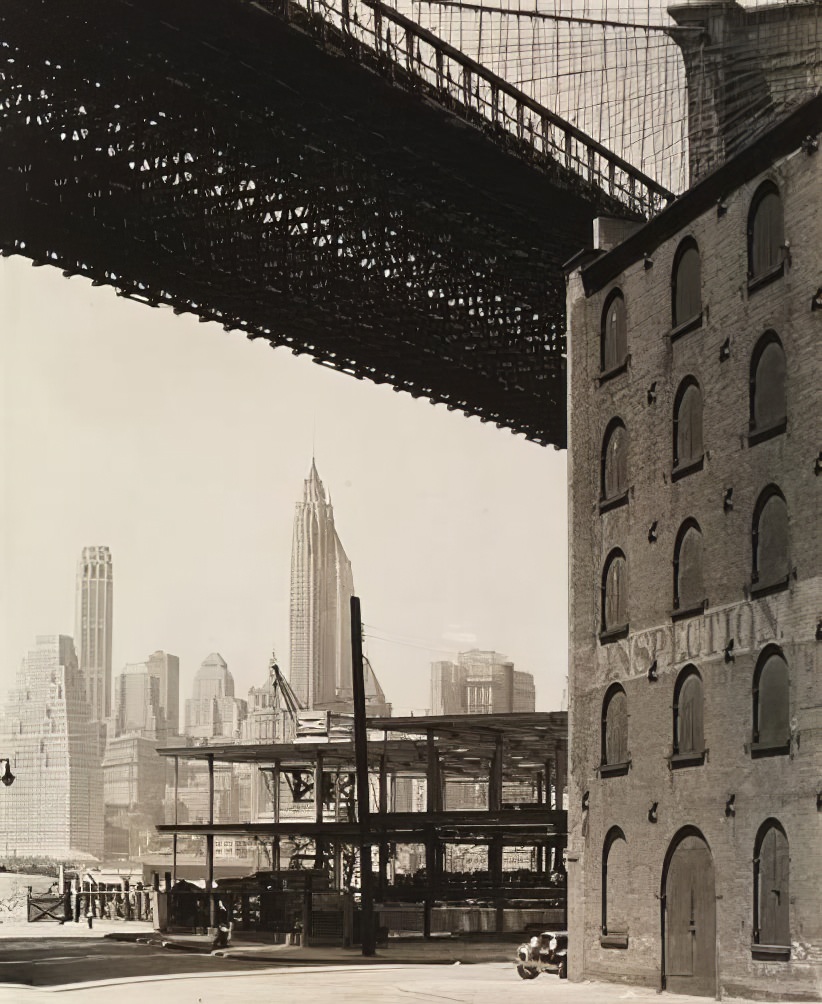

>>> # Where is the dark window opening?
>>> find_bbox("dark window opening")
[601,684,629,774]
[601,291,627,375]
[673,521,705,616]
[753,820,790,954]
[672,239,702,332]
[672,667,704,766]
[752,487,789,593]
[601,550,628,640]
[602,827,629,946]
[601,420,628,507]
[750,334,787,443]
[673,379,703,476]
[752,648,790,756]
[748,183,785,286]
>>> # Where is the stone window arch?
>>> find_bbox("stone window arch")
[601,684,629,774]
[752,486,789,594]
[601,549,628,639]
[672,666,704,765]
[602,826,629,945]
[750,332,787,442]
[748,181,785,285]
[753,820,790,955]
[601,419,628,507]
[673,378,703,476]
[601,290,627,375]
[673,519,705,616]
[752,646,790,756]
[671,237,702,331]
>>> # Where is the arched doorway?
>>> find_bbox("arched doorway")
[662,829,716,997]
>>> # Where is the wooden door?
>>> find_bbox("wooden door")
[664,834,716,997]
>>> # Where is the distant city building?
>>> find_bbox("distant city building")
[289,461,390,714]
[0,635,103,859]
[114,662,165,738]
[147,650,180,736]
[102,732,168,858]
[75,546,114,721]
[430,650,536,715]
[183,653,247,740]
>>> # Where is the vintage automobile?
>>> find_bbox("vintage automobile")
[515,930,568,980]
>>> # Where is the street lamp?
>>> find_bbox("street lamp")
[0,759,15,787]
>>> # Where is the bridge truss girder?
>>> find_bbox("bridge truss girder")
[0,0,628,445]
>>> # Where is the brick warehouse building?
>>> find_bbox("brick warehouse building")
[564,9,822,999]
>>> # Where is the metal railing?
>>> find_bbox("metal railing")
[270,0,673,217]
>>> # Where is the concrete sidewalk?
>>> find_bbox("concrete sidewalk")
[106,927,515,965]
[0,918,155,940]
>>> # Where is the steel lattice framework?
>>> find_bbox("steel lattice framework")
[0,0,668,446]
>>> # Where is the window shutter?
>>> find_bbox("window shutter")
[605,556,627,629]
[677,674,703,754]
[757,494,789,586]
[677,384,703,466]
[674,245,701,326]
[759,826,790,946]
[758,654,789,747]
[605,833,629,934]
[678,528,704,610]
[751,191,784,277]
[754,341,787,430]
[603,297,627,371]
[605,690,628,764]
[604,425,628,498]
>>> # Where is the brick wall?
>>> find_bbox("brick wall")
[566,136,821,999]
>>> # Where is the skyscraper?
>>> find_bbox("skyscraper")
[0,636,104,858]
[147,650,180,736]
[289,461,356,710]
[431,650,536,715]
[183,653,247,739]
[75,546,114,721]
[113,662,165,738]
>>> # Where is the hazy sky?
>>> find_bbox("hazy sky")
[1,256,568,721]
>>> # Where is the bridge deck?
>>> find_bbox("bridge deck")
[0,0,644,445]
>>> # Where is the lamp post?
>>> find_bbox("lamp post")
[0,759,15,787]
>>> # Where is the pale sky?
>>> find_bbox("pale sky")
[1,254,568,725]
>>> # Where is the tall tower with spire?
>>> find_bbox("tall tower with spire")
[289,461,356,710]
[75,545,114,722]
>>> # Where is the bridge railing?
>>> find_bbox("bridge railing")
[277,0,672,217]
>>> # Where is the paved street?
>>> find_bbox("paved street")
[0,943,779,1004]
[0,937,271,987]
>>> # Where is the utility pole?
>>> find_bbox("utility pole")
[350,595,376,956]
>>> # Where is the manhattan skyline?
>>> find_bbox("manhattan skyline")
[1,255,568,716]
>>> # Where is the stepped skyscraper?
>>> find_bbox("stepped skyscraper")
[0,635,104,858]
[75,545,114,721]
[289,461,357,710]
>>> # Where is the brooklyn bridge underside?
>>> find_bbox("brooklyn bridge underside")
[0,0,644,446]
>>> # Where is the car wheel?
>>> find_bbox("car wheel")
[516,965,540,980]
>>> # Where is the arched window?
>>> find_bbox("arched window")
[748,182,785,284]
[601,419,628,505]
[752,486,789,592]
[752,647,790,756]
[750,333,787,441]
[601,290,627,374]
[602,827,629,945]
[671,238,702,330]
[601,684,629,772]
[673,520,705,615]
[601,549,628,638]
[753,820,790,954]
[673,378,703,475]
[673,667,704,763]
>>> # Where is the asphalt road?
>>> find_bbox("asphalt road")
[0,939,270,987]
